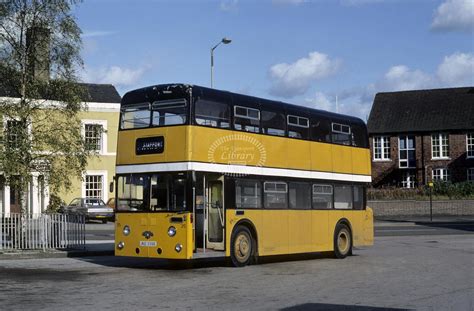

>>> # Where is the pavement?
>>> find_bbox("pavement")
[0,216,473,260]
[0,233,472,310]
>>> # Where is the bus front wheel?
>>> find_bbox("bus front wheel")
[333,223,352,259]
[230,226,254,267]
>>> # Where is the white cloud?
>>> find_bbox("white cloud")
[305,92,334,111]
[437,52,474,86]
[376,52,474,92]
[81,31,116,38]
[268,51,341,98]
[81,65,147,86]
[378,65,434,91]
[305,90,372,120]
[307,52,473,119]
[431,0,474,33]
[220,0,239,12]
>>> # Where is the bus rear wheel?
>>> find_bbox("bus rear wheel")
[230,226,254,267]
[333,223,352,259]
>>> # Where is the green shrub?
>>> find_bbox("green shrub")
[45,194,66,213]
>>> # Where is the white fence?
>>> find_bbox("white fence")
[0,213,86,251]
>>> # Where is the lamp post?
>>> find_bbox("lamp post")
[210,37,232,88]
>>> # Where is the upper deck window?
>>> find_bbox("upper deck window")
[332,122,351,145]
[121,103,150,129]
[152,99,187,126]
[287,115,309,139]
[311,116,332,143]
[261,110,285,136]
[195,99,230,128]
[287,115,309,128]
[234,105,260,133]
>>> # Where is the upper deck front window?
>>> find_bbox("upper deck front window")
[120,99,188,130]
[152,99,187,126]
[121,103,150,129]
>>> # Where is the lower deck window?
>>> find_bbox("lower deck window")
[312,184,333,209]
[289,182,311,209]
[264,182,288,209]
[334,185,352,209]
[353,185,364,210]
[235,179,261,209]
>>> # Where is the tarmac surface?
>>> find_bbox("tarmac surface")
[0,232,472,310]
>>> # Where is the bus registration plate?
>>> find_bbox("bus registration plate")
[139,241,157,247]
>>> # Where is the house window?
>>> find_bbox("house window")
[399,136,416,168]
[432,133,449,159]
[373,136,390,160]
[468,168,474,182]
[85,175,103,199]
[401,170,416,188]
[467,133,474,158]
[432,168,450,182]
[85,124,103,151]
[5,120,28,149]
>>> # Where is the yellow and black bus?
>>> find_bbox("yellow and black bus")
[114,84,373,266]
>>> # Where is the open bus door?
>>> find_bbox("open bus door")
[205,176,225,251]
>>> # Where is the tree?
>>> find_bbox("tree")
[0,0,89,216]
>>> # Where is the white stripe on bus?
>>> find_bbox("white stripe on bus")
[115,162,372,183]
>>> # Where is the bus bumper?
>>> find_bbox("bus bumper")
[114,212,193,259]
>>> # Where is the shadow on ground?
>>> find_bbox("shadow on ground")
[413,221,474,232]
[281,303,412,311]
[74,251,343,270]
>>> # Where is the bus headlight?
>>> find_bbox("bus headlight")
[175,243,182,253]
[167,226,176,237]
[123,225,130,236]
[117,241,125,250]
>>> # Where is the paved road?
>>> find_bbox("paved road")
[375,220,474,237]
[84,220,474,242]
[0,233,472,310]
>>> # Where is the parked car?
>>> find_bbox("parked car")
[63,198,114,223]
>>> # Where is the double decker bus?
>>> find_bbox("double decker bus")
[114,84,373,266]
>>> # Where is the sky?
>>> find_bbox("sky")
[76,0,474,120]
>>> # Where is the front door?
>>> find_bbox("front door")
[10,185,21,214]
[206,177,225,250]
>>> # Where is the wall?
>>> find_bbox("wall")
[370,132,474,187]
[58,107,120,205]
[368,200,474,217]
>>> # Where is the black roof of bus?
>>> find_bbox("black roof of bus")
[121,83,366,126]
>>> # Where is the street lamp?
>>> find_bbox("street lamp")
[210,37,232,88]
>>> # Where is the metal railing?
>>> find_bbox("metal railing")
[0,213,86,251]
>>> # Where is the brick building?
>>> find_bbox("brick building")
[367,87,474,188]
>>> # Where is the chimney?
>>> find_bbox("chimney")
[26,26,50,81]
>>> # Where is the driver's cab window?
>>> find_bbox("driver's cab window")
[150,175,168,211]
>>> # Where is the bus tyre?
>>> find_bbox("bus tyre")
[333,223,352,259]
[230,226,254,267]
